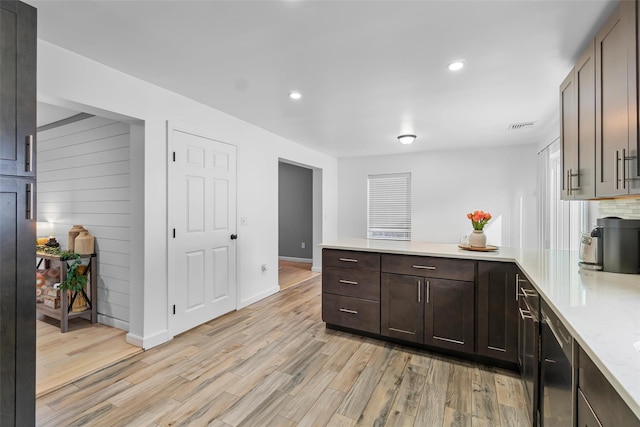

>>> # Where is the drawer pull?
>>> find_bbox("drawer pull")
[519,308,533,320]
[339,279,358,285]
[389,327,415,335]
[412,265,436,270]
[339,308,358,314]
[339,258,358,263]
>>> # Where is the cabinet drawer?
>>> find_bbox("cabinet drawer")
[578,346,640,427]
[381,254,474,281]
[323,249,380,271]
[322,293,380,334]
[322,266,380,301]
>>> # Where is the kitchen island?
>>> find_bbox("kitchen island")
[320,238,640,422]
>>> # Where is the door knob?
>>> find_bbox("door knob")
[230,234,238,240]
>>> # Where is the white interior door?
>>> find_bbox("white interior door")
[169,124,237,335]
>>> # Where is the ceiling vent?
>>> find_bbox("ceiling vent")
[508,121,536,131]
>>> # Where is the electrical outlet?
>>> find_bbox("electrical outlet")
[301,242,305,249]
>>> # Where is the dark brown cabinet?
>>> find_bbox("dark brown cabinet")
[424,278,474,353]
[322,249,380,334]
[0,0,36,178]
[595,0,639,197]
[380,254,475,354]
[577,346,640,427]
[381,273,423,343]
[0,1,37,425]
[477,261,519,363]
[561,40,596,200]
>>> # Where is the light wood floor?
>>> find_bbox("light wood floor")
[279,259,320,291]
[36,315,142,398]
[36,275,528,427]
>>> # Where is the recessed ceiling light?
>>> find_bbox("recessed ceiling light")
[447,61,465,71]
[289,91,302,100]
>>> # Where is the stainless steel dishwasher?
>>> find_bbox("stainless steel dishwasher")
[539,299,574,426]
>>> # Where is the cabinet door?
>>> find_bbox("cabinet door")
[575,40,596,199]
[477,262,518,363]
[381,273,424,344]
[424,278,474,354]
[0,177,36,426]
[0,1,36,177]
[595,0,637,197]
[560,68,578,200]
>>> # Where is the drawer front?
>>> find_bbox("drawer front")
[578,346,640,427]
[323,266,380,301]
[322,293,380,334]
[323,249,380,271]
[381,254,475,281]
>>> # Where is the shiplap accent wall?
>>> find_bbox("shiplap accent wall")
[37,116,131,330]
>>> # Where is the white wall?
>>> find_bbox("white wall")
[338,144,539,248]
[37,40,338,349]
[37,116,132,330]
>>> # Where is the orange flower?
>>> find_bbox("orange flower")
[467,209,492,230]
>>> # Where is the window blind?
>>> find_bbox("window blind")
[367,172,411,240]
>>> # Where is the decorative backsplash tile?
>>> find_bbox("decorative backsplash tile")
[598,198,640,219]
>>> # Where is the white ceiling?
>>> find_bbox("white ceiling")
[27,0,617,158]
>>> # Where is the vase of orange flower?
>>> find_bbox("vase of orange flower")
[467,210,492,247]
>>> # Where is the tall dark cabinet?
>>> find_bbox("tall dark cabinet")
[0,1,37,425]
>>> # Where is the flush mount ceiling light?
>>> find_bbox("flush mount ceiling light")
[288,91,302,100]
[447,61,465,71]
[397,134,417,145]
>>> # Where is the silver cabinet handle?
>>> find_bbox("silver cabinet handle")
[615,150,621,189]
[339,308,358,314]
[623,148,627,190]
[25,182,34,220]
[25,135,34,172]
[339,258,358,263]
[417,279,421,302]
[519,307,533,320]
[412,265,436,270]
[515,273,520,301]
[521,288,537,298]
[426,280,430,303]
[339,279,358,285]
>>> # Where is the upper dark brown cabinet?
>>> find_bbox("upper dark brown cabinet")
[476,261,519,364]
[595,0,639,197]
[561,40,596,200]
[0,1,37,425]
[0,0,36,178]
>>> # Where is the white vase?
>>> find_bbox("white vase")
[469,230,486,248]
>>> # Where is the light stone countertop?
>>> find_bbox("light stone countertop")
[320,238,640,419]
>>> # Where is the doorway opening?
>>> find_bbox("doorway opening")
[277,160,322,290]
[35,101,143,396]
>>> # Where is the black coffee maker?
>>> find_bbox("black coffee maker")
[597,217,640,274]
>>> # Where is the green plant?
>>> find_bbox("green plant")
[58,259,88,293]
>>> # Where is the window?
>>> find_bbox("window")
[537,139,592,251]
[367,172,411,240]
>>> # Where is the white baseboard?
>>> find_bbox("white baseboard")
[126,329,171,350]
[239,286,279,309]
[278,256,313,263]
[312,266,322,273]
[98,314,129,332]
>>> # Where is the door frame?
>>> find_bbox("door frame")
[166,121,239,337]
